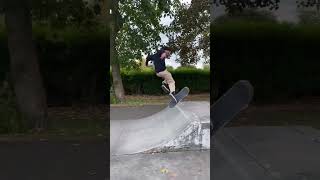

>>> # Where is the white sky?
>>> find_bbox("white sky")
[158,0,207,69]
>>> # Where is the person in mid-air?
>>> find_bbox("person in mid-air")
[146,46,177,102]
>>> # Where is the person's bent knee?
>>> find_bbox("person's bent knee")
[156,73,163,78]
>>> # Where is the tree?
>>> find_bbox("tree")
[213,0,280,14]
[0,0,3,12]
[298,9,320,24]
[110,0,125,102]
[214,8,277,24]
[167,0,210,66]
[297,0,320,11]
[116,0,174,68]
[297,0,320,24]
[1,0,105,130]
[99,0,109,23]
[110,0,176,101]
[4,0,48,130]
[30,0,103,28]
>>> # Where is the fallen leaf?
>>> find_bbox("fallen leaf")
[160,168,169,174]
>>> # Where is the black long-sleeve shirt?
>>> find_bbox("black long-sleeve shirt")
[147,49,166,73]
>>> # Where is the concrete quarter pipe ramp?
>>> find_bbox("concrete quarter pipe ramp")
[110,101,210,155]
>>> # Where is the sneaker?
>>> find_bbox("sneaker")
[161,85,170,93]
[169,91,177,103]
[161,81,170,93]
[162,81,168,86]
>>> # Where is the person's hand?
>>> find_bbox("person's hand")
[160,53,166,59]
[165,51,171,58]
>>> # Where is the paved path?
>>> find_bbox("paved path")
[213,126,320,180]
[0,140,108,180]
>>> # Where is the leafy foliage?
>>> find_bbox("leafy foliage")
[214,8,277,24]
[0,81,27,134]
[110,67,210,94]
[0,25,107,105]
[213,22,320,102]
[213,0,280,14]
[167,0,210,66]
[114,0,177,69]
[298,10,320,24]
[30,0,103,28]
[297,0,320,10]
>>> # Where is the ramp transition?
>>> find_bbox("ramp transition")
[110,101,210,155]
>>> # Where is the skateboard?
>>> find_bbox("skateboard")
[211,80,254,136]
[168,87,190,108]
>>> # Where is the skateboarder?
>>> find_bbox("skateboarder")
[146,46,177,102]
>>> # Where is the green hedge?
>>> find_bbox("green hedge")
[0,84,27,134]
[212,22,320,102]
[111,68,210,95]
[0,26,108,105]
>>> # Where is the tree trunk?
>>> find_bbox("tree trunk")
[100,0,108,21]
[110,0,125,102]
[111,59,125,101]
[4,1,48,130]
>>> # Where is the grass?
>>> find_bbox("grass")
[47,105,107,136]
[0,104,108,141]
[110,93,210,106]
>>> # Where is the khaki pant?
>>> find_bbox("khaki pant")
[156,70,175,92]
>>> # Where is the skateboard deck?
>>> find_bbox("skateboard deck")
[168,87,190,108]
[211,80,253,136]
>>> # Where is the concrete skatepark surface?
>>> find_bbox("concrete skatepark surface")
[110,101,210,155]
[111,150,210,180]
[213,126,320,180]
[110,101,210,180]
[2,102,319,179]
[112,103,320,180]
